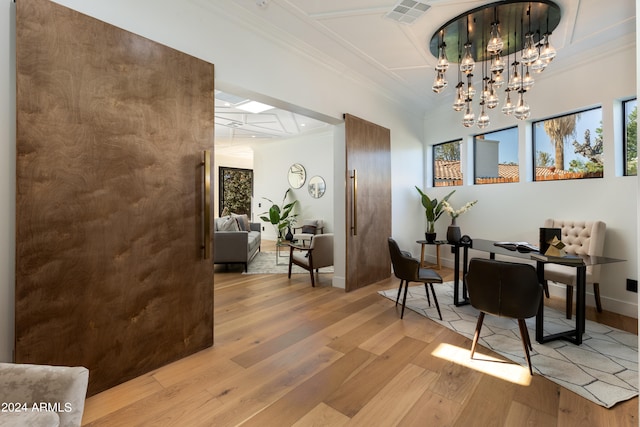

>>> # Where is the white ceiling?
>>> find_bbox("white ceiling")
[213,0,636,155]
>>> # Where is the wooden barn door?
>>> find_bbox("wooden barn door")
[15,0,214,395]
[345,114,391,291]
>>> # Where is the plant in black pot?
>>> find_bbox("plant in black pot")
[259,189,299,242]
[415,186,455,243]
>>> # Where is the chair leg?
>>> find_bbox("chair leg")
[593,282,602,312]
[400,281,410,319]
[518,319,534,375]
[542,280,550,298]
[395,280,404,306]
[429,283,442,320]
[424,284,432,306]
[566,285,573,319]
[309,268,315,287]
[470,312,485,359]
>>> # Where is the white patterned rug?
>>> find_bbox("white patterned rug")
[378,282,638,408]
[244,251,334,275]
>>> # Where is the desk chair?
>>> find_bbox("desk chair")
[465,258,543,375]
[288,233,333,286]
[543,219,606,318]
[388,238,443,320]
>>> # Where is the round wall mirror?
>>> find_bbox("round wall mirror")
[308,175,326,198]
[287,163,306,189]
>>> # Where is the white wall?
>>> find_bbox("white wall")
[1,2,16,362]
[422,45,638,317]
[252,130,335,240]
[0,0,425,359]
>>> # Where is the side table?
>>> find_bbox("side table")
[416,240,447,270]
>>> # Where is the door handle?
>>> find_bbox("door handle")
[202,150,211,259]
[351,169,357,236]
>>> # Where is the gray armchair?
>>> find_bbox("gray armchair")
[288,233,333,286]
[0,362,89,427]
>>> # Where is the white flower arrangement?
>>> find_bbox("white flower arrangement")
[441,200,478,219]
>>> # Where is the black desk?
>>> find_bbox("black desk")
[450,238,624,345]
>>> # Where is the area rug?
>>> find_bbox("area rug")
[378,282,638,408]
[244,251,334,275]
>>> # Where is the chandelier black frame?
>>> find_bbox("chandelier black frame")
[429,0,561,128]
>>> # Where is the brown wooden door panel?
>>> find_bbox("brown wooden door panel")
[16,0,214,395]
[345,114,391,291]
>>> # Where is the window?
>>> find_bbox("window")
[474,127,519,184]
[624,98,637,176]
[533,107,603,181]
[433,139,462,187]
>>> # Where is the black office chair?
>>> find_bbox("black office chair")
[388,238,443,320]
[465,258,543,375]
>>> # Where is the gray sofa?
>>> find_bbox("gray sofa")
[214,214,261,271]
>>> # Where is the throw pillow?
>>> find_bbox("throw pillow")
[301,224,317,234]
[217,216,239,232]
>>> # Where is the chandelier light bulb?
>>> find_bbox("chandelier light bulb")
[436,43,449,72]
[463,102,475,127]
[514,90,531,120]
[432,70,448,93]
[465,74,476,99]
[507,62,521,91]
[492,72,504,88]
[539,33,557,63]
[453,84,465,111]
[502,89,515,115]
[477,102,490,129]
[521,33,539,66]
[460,43,475,74]
[487,23,504,54]
[486,86,499,109]
[522,69,535,91]
[490,55,505,74]
[531,57,547,73]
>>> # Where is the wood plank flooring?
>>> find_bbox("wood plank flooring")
[82,245,638,426]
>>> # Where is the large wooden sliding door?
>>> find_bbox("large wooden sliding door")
[16,0,214,395]
[345,114,391,291]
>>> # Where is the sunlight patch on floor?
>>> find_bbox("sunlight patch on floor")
[432,343,532,386]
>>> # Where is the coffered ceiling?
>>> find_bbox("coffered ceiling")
[211,0,635,154]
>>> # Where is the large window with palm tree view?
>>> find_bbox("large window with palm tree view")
[624,98,637,176]
[533,107,603,181]
[433,139,462,187]
[474,127,519,185]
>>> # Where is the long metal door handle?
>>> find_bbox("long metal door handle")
[351,169,358,236]
[202,150,211,259]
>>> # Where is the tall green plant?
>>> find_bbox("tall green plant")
[415,187,455,233]
[259,189,299,238]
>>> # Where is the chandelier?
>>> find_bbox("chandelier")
[430,1,561,128]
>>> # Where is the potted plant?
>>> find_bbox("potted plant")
[415,186,455,243]
[259,189,299,242]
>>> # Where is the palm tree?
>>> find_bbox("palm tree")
[544,115,577,171]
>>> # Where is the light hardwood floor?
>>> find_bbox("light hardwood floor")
[81,244,638,426]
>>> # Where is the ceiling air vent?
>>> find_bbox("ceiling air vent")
[384,0,430,24]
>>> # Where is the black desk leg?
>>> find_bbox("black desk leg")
[536,261,545,343]
[453,244,470,306]
[576,265,586,344]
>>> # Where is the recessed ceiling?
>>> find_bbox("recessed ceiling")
[214,90,331,158]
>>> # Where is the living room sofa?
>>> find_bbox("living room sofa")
[214,214,261,271]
